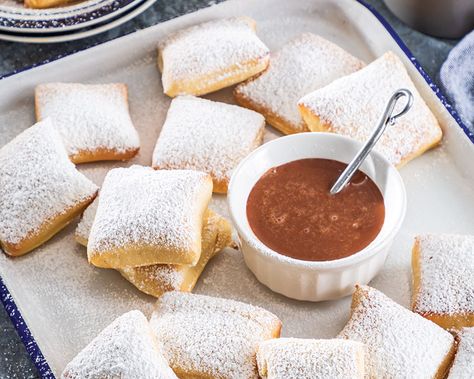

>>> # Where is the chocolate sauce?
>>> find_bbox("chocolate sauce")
[246,159,385,261]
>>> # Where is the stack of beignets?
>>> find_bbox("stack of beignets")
[82,165,233,297]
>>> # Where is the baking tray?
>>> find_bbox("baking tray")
[1,0,474,377]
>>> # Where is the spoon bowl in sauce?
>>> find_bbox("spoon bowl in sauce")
[228,132,406,302]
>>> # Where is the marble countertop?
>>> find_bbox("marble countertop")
[0,0,457,377]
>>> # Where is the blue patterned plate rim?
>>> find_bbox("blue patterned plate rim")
[0,0,139,32]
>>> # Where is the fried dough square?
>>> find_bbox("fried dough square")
[87,166,212,268]
[62,310,177,379]
[338,285,455,379]
[298,51,442,167]
[447,327,474,379]
[35,83,140,164]
[412,234,474,330]
[150,291,282,379]
[257,338,366,379]
[25,0,72,9]
[0,118,98,256]
[152,96,264,193]
[158,17,270,97]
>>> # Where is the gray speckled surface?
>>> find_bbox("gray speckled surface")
[0,0,459,378]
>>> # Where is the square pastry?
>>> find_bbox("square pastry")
[152,96,265,193]
[447,327,474,379]
[87,166,212,269]
[0,119,98,257]
[76,200,233,297]
[234,33,365,135]
[338,285,455,379]
[158,17,270,97]
[257,338,366,379]
[62,310,178,379]
[150,291,282,379]
[24,0,70,8]
[412,234,474,330]
[35,83,140,164]
[298,51,443,167]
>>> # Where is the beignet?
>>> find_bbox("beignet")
[158,17,269,97]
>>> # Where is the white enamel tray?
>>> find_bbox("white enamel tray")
[1,0,473,377]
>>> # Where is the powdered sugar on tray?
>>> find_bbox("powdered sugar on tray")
[88,166,211,255]
[150,291,281,379]
[158,16,269,88]
[35,83,140,158]
[299,51,443,166]
[235,33,365,132]
[448,327,474,378]
[257,338,365,379]
[61,310,177,379]
[338,286,454,378]
[0,119,98,245]
[414,234,474,315]
[152,95,264,185]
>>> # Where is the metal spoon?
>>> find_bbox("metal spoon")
[329,88,414,195]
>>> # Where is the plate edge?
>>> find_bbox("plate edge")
[0,276,55,378]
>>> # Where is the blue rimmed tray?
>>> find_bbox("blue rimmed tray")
[1,0,473,377]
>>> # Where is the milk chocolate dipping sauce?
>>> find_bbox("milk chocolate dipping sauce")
[246,159,385,261]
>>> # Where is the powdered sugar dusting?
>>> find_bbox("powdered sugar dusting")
[338,286,454,378]
[76,201,231,297]
[414,234,474,315]
[150,291,281,379]
[152,96,264,187]
[75,197,99,243]
[257,338,365,379]
[0,118,98,246]
[87,166,211,257]
[235,33,365,132]
[120,265,185,294]
[448,327,474,378]
[36,83,140,158]
[61,310,178,379]
[299,51,442,166]
[0,3,472,376]
[159,17,269,94]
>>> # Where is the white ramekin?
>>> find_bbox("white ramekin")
[228,133,406,302]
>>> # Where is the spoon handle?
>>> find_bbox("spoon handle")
[329,88,414,195]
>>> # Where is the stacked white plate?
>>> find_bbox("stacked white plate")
[0,0,156,42]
